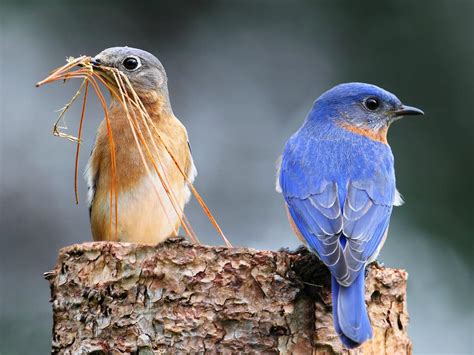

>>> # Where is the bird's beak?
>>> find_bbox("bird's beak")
[393,105,424,117]
[77,57,102,70]
[90,57,102,68]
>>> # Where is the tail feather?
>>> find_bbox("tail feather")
[331,276,360,349]
[331,272,372,348]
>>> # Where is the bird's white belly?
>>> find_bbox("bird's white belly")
[93,173,185,244]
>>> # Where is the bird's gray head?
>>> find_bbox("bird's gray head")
[312,82,424,130]
[91,47,168,95]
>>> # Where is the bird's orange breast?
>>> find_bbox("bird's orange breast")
[88,94,194,244]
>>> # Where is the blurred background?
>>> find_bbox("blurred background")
[1,0,472,353]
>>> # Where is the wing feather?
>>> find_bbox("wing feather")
[285,181,392,287]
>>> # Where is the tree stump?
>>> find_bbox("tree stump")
[45,238,411,354]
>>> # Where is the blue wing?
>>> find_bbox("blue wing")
[286,182,391,287]
[279,128,396,287]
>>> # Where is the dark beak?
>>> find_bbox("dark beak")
[90,57,102,67]
[394,105,424,117]
[77,57,102,69]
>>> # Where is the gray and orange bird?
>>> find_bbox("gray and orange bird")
[85,47,196,244]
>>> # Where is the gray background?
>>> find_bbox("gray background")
[1,0,473,353]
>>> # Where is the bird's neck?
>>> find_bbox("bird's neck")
[305,104,390,144]
[303,114,389,145]
[108,87,174,120]
[139,88,173,117]
[338,121,389,144]
[105,87,178,148]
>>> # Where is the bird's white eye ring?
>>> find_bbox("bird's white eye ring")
[122,56,141,71]
[363,97,381,111]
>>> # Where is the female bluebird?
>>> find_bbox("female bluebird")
[86,47,196,245]
[276,83,423,348]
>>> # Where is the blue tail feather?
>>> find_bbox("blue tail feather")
[331,271,373,348]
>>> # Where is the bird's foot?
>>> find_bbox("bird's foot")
[278,244,308,255]
[163,236,187,246]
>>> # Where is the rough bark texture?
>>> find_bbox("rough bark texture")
[45,238,411,354]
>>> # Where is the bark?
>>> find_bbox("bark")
[45,238,411,354]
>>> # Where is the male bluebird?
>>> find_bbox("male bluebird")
[86,47,196,244]
[276,83,423,348]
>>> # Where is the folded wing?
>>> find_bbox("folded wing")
[286,181,392,287]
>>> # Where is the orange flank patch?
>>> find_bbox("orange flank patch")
[285,204,307,244]
[339,122,388,144]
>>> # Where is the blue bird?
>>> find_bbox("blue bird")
[276,83,423,348]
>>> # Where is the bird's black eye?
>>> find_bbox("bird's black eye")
[122,56,140,71]
[364,97,380,111]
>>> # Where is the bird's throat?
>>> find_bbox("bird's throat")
[339,122,388,144]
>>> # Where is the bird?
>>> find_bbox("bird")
[85,47,196,245]
[276,82,423,348]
